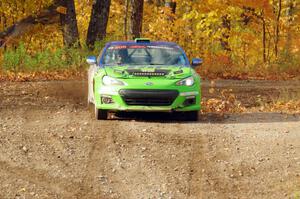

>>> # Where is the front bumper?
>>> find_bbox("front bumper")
[95,88,201,112]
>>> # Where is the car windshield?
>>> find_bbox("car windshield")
[102,45,188,66]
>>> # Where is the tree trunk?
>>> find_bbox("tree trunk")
[165,1,176,14]
[220,15,231,52]
[59,0,80,48]
[284,0,294,59]
[262,17,267,63]
[165,1,176,21]
[0,0,61,48]
[124,0,130,40]
[274,0,282,58]
[130,0,144,39]
[0,0,63,48]
[86,0,111,49]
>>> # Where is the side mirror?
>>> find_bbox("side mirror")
[86,56,97,65]
[191,58,203,68]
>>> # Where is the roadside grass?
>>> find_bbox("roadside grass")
[0,46,88,81]
[1,44,89,73]
[0,41,108,78]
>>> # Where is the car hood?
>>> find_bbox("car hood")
[103,65,192,79]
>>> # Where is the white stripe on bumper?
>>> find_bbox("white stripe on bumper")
[179,91,199,96]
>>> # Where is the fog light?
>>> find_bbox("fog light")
[101,96,114,104]
[183,96,196,106]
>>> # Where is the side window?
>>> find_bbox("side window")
[103,50,117,64]
[97,49,104,64]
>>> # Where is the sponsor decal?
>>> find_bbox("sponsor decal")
[129,45,147,49]
[108,45,127,50]
[108,45,177,50]
[147,46,174,50]
[108,45,147,50]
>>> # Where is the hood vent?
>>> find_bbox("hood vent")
[126,69,169,77]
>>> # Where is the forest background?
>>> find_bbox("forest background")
[0,0,299,81]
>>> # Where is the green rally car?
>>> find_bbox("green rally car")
[87,38,203,120]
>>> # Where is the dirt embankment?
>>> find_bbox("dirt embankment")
[0,80,300,199]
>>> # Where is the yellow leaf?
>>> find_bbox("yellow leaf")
[56,6,67,15]
[209,88,215,94]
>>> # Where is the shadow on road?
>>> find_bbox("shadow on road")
[112,111,300,124]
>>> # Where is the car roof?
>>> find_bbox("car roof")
[106,41,179,47]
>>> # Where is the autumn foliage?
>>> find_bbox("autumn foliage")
[0,0,300,80]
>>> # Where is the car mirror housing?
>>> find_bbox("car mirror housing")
[191,58,203,68]
[87,56,97,65]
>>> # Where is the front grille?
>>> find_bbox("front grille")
[119,89,178,106]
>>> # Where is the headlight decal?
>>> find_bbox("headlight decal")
[176,76,195,86]
[102,76,126,86]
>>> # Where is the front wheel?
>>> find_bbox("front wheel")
[185,111,199,121]
[95,107,108,120]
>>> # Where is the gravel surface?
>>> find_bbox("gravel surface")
[0,80,299,199]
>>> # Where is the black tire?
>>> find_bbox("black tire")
[185,111,199,121]
[95,107,108,120]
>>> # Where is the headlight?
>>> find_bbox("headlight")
[102,76,126,86]
[176,76,194,86]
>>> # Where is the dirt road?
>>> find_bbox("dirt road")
[0,80,300,199]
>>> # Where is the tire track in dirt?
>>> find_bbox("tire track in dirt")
[113,122,208,198]
[22,108,71,168]
[199,124,234,199]
[0,107,94,198]
[73,119,210,198]
[74,120,115,199]
[186,137,205,198]
[156,124,206,198]
[0,160,81,198]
